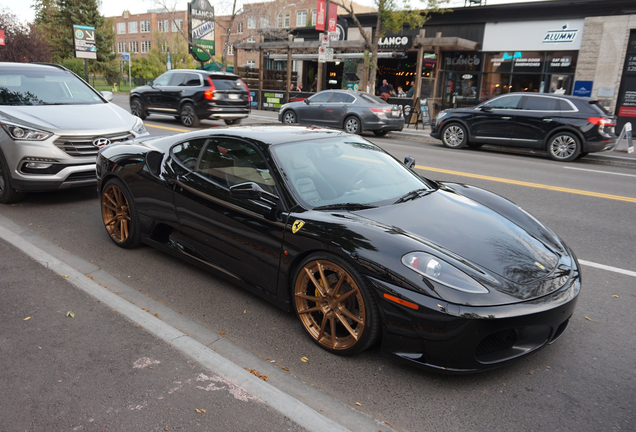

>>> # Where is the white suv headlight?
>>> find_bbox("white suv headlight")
[1,122,53,141]
[132,117,148,135]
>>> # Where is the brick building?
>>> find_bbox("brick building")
[111,9,188,57]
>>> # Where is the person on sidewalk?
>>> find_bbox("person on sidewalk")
[406,81,416,98]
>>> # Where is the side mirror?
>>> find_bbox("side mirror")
[230,182,279,206]
[304,99,310,105]
[148,80,154,87]
[100,91,113,102]
[479,104,492,112]
[404,156,415,169]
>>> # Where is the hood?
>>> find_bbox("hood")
[0,103,137,134]
[355,189,560,285]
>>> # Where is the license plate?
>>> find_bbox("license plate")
[229,94,239,100]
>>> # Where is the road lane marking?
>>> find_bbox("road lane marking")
[146,124,190,132]
[579,260,636,278]
[415,165,636,203]
[563,166,636,178]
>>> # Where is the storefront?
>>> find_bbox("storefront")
[438,19,584,109]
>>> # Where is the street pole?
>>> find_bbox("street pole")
[84,59,89,83]
[323,1,329,91]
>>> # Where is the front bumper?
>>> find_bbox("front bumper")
[369,266,581,372]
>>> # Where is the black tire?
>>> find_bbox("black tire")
[344,116,361,135]
[548,132,581,162]
[575,152,589,160]
[0,152,24,204]
[101,178,141,248]
[282,110,297,124]
[180,103,200,127]
[373,130,389,137]
[130,97,146,120]
[293,253,380,356]
[224,119,242,125]
[467,142,484,149]
[441,123,468,149]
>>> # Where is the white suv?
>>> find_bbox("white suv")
[0,63,148,204]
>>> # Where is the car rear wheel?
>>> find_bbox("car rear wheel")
[0,153,24,204]
[293,254,380,356]
[373,130,389,137]
[548,132,580,162]
[467,142,484,149]
[180,103,200,127]
[130,98,146,120]
[344,116,361,134]
[101,178,141,248]
[283,110,297,124]
[441,123,467,149]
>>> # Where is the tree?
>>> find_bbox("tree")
[0,8,52,62]
[332,0,446,92]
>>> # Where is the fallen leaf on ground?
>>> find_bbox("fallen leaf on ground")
[66,311,75,318]
[245,368,269,381]
[244,310,247,313]
[154,313,159,318]
[585,317,597,322]
[355,402,362,406]
[612,295,619,298]
[282,367,289,371]
[60,275,69,278]
[301,357,309,362]
[195,408,206,414]
[23,317,31,321]
[219,332,226,335]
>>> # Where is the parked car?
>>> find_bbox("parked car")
[0,62,148,204]
[430,93,617,162]
[130,70,250,128]
[96,125,580,372]
[279,90,404,136]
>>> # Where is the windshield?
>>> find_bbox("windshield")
[0,67,104,106]
[271,136,435,209]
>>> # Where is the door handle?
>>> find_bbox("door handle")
[502,116,512,120]
[543,118,553,122]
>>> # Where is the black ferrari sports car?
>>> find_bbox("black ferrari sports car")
[96,125,580,372]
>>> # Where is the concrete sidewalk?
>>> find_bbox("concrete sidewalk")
[249,108,636,167]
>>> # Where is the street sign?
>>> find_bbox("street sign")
[321,35,329,47]
[122,56,129,60]
[318,46,326,63]
[326,47,334,62]
[73,24,97,59]
[121,51,129,56]
[189,0,215,61]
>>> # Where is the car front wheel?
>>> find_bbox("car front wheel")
[180,103,200,127]
[283,110,297,124]
[101,178,141,248]
[0,152,24,204]
[293,254,380,356]
[548,132,580,162]
[441,123,467,149]
[130,97,146,119]
[344,116,361,134]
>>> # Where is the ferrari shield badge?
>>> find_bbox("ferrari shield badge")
[292,220,305,234]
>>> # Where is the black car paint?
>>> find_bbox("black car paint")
[431,93,616,154]
[97,126,580,371]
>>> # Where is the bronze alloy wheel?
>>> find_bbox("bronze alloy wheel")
[101,183,132,244]
[294,259,368,352]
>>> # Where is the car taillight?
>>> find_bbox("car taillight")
[370,107,391,116]
[204,77,216,100]
[588,117,616,127]
[239,79,251,102]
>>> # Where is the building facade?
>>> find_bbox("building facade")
[112,9,188,58]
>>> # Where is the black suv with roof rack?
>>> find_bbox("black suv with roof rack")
[430,93,617,162]
[130,70,250,128]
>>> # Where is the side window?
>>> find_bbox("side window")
[330,93,350,103]
[558,99,575,111]
[153,73,171,87]
[197,138,275,193]
[309,92,332,103]
[168,73,186,86]
[172,138,207,170]
[523,96,558,111]
[488,95,522,110]
[183,73,201,87]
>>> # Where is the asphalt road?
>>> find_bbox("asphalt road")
[1,95,634,431]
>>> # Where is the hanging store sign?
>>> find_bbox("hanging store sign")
[328,2,337,33]
[189,0,215,61]
[316,0,326,31]
[483,19,583,51]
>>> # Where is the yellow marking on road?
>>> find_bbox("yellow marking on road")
[415,165,636,203]
[146,124,190,132]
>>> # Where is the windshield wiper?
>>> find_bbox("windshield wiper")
[393,188,432,204]
[312,203,378,211]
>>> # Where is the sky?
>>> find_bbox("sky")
[1,0,545,24]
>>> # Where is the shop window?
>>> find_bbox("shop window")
[481,73,511,101]
[443,53,483,72]
[511,51,543,74]
[545,51,578,74]
[484,52,514,73]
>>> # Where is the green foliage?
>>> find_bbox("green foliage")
[58,57,85,76]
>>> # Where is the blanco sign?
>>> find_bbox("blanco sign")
[483,19,584,51]
[378,35,411,49]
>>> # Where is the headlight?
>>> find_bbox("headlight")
[436,111,448,122]
[402,252,489,294]
[1,122,53,141]
[132,117,148,135]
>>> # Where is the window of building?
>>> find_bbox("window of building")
[158,19,169,32]
[248,16,256,29]
[247,60,256,68]
[284,13,290,28]
[117,42,126,53]
[161,41,169,53]
[129,41,138,53]
[297,11,307,27]
[117,22,126,34]
[277,13,283,28]
[237,22,243,33]
[247,37,255,43]
[140,20,150,32]
[172,19,183,32]
[312,10,316,26]
[227,44,234,55]
[128,21,138,34]
[260,17,269,28]
[141,41,151,53]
